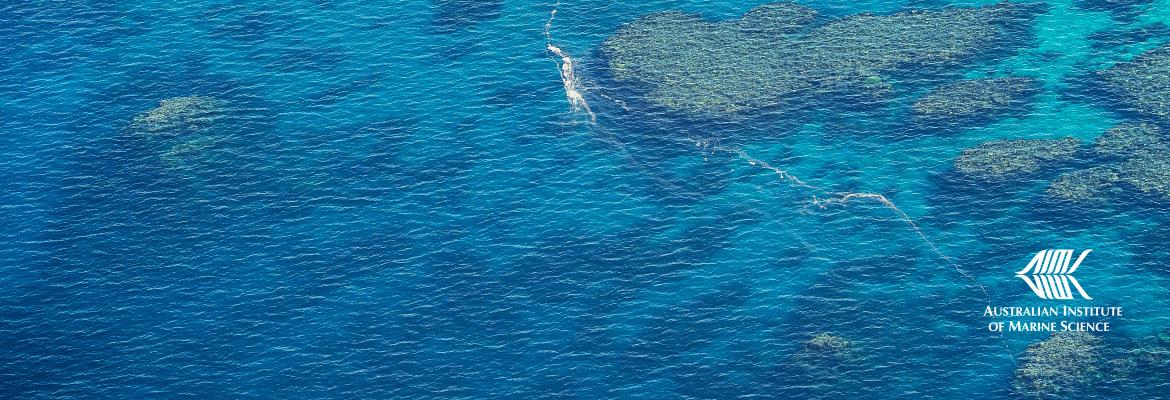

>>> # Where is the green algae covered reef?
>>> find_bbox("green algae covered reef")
[912,77,1041,124]
[1014,332,1104,398]
[953,138,1079,179]
[602,2,1044,115]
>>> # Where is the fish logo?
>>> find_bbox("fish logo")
[1016,249,1092,300]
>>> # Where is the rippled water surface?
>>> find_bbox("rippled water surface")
[3,0,1170,398]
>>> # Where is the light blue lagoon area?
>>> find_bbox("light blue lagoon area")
[3,0,1170,398]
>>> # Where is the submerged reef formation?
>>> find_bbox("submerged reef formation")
[1009,329,1170,397]
[954,122,1170,202]
[953,138,1079,179]
[127,96,221,136]
[790,333,856,383]
[736,2,818,35]
[1104,329,1170,395]
[602,2,1044,115]
[126,96,230,170]
[803,333,851,355]
[1047,122,1170,203]
[1047,167,1121,202]
[1117,156,1170,200]
[1091,122,1170,200]
[159,135,231,169]
[912,77,1041,125]
[1097,45,1170,122]
[1093,122,1167,159]
[1014,332,1103,398]
[1130,330,1170,370]
[793,333,854,369]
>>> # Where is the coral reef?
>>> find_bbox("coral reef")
[1097,45,1170,122]
[793,333,854,370]
[953,138,1079,179]
[1131,330,1170,368]
[602,2,1043,115]
[1093,122,1167,159]
[160,135,230,170]
[803,333,851,355]
[1117,155,1170,200]
[126,96,231,170]
[912,77,1040,124]
[127,96,221,136]
[1036,122,1170,203]
[736,2,818,35]
[1047,167,1121,202]
[1014,332,1103,398]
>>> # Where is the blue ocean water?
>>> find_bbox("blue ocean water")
[3,0,1170,398]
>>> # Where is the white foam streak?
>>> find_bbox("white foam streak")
[727,146,981,290]
[545,5,595,122]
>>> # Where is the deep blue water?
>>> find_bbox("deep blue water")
[3,0,1170,398]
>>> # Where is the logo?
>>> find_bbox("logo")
[1016,249,1092,300]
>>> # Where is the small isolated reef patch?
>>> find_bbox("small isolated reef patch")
[1047,123,1170,203]
[953,137,1080,180]
[1047,166,1122,203]
[1097,45,1170,123]
[601,2,1045,115]
[912,77,1042,128]
[949,120,1170,205]
[793,333,855,370]
[124,96,231,170]
[126,96,221,136]
[1014,332,1104,399]
[1010,329,1170,399]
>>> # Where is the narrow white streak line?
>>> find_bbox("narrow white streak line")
[544,3,595,122]
[726,145,1013,357]
[726,147,985,296]
[542,2,691,195]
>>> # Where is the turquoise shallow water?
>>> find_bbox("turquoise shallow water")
[3,0,1170,398]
